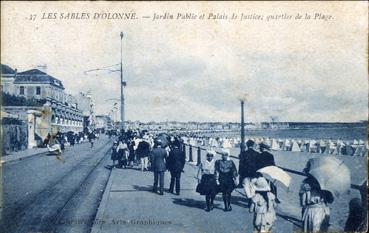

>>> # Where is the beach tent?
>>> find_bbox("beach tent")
[222,138,232,149]
[271,139,280,150]
[264,138,272,147]
[291,141,301,152]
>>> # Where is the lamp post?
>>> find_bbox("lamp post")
[120,32,126,131]
[240,99,246,153]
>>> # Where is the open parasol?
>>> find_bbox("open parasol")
[257,165,291,188]
[307,156,351,198]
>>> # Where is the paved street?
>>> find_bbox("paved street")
[0,136,112,233]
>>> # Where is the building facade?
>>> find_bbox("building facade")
[1,64,84,137]
[1,64,17,94]
[75,91,96,131]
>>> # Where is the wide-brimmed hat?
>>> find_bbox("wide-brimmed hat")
[253,177,271,192]
[259,143,270,150]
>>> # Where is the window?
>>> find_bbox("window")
[36,86,41,95]
[19,86,25,95]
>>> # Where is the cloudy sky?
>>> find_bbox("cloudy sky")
[1,1,368,122]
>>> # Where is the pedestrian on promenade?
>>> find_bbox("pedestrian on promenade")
[250,176,277,233]
[257,143,278,202]
[88,132,95,148]
[69,133,75,147]
[167,139,185,195]
[300,177,331,233]
[116,140,128,168]
[128,139,135,167]
[110,141,118,168]
[137,138,151,171]
[239,139,259,188]
[196,150,217,212]
[151,139,168,195]
[215,149,238,211]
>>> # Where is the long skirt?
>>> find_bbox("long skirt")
[254,211,276,232]
[197,174,218,196]
[303,205,330,232]
[219,172,236,193]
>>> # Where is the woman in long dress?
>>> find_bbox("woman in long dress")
[215,149,238,211]
[196,150,217,211]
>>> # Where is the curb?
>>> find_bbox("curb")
[90,166,115,233]
[1,150,48,164]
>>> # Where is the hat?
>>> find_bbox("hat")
[259,143,270,150]
[113,141,118,145]
[246,139,255,147]
[206,150,216,156]
[253,177,271,192]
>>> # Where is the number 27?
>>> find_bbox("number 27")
[29,14,36,21]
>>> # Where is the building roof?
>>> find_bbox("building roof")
[14,69,64,89]
[1,64,16,75]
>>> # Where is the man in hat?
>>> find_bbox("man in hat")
[151,139,168,195]
[239,139,259,187]
[257,143,275,170]
[258,142,279,202]
[167,139,185,195]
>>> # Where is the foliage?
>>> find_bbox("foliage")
[1,117,22,125]
[1,92,46,106]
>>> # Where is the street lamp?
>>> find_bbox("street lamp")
[240,100,245,152]
[119,31,126,132]
[238,94,248,153]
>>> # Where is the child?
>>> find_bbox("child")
[110,141,118,168]
[250,177,277,233]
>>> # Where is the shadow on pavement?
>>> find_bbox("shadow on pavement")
[132,185,153,192]
[277,213,303,228]
[172,198,205,210]
[213,195,250,209]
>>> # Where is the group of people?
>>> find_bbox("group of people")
[109,131,186,196]
[109,130,356,233]
[110,134,153,171]
[196,140,279,232]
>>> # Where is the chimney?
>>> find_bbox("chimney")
[36,64,47,73]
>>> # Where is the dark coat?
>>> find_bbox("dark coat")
[239,148,259,178]
[167,147,185,173]
[150,147,167,172]
[111,146,118,160]
[136,141,151,158]
[256,151,275,171]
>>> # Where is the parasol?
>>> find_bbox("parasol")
[307,156,351,198]
[257,165,291,188]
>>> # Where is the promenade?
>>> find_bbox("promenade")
[91,158,294,233]
[91,144,367,233]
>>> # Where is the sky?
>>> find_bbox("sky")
[1,1,368,123]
